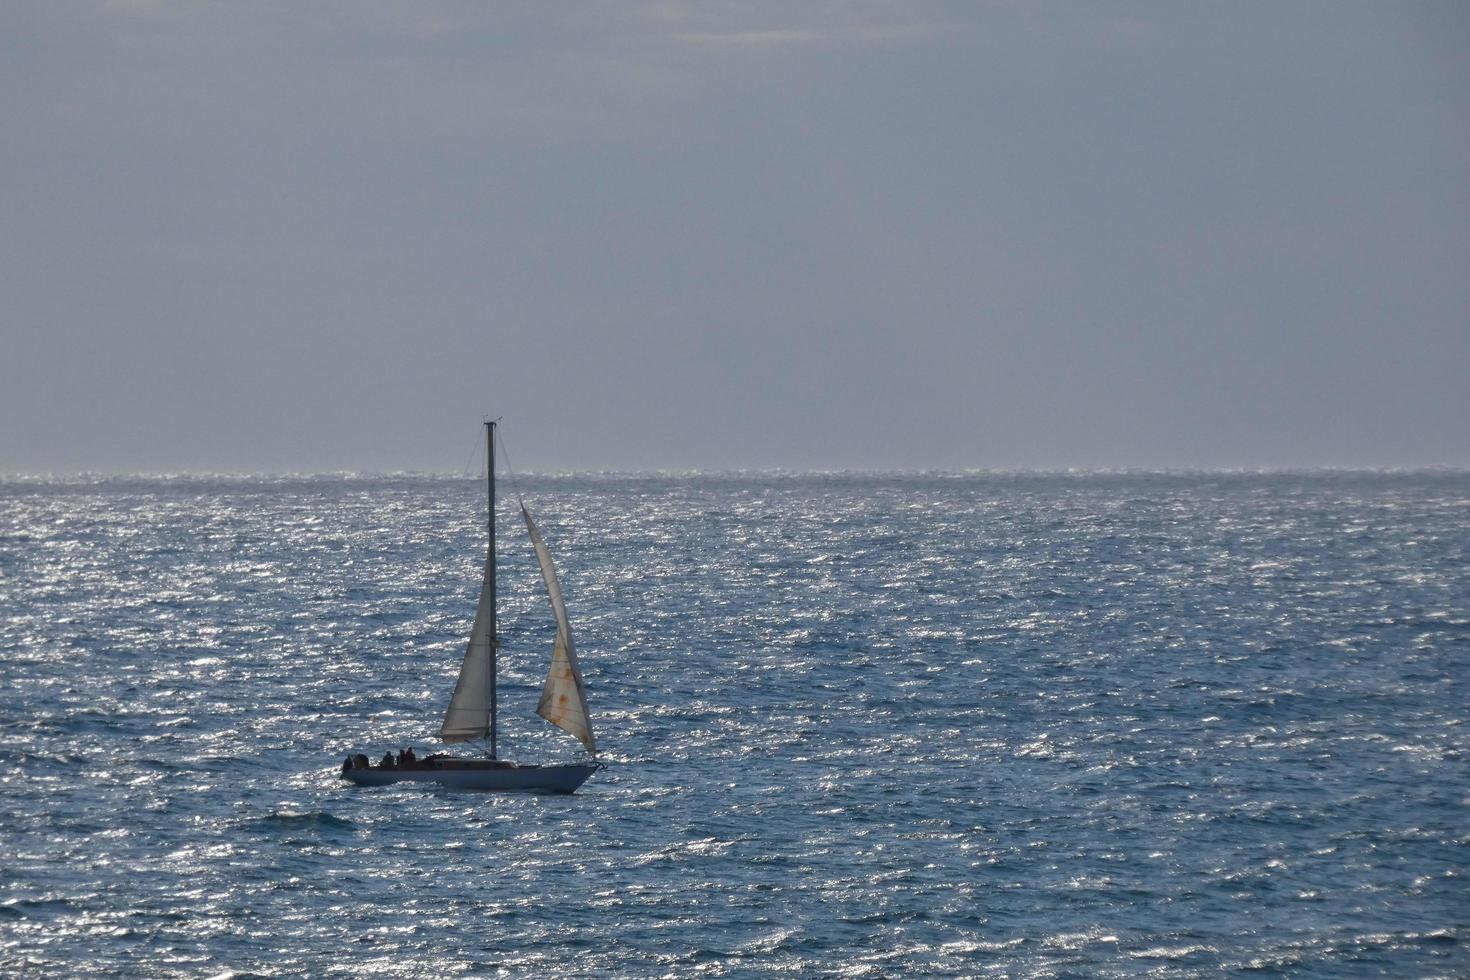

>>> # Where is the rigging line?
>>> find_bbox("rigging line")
[461,424,484,481]
[495,424,528,510]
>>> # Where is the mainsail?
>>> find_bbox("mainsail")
[439,551,495,743]
[523,505,596,755]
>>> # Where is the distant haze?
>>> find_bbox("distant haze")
[2,2,1466,473]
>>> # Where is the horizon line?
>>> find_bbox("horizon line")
[3,465,1469,483]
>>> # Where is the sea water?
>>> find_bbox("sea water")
[1,472,1466,977]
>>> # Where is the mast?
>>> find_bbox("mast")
[487,420,498,759]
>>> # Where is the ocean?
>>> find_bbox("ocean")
[1,472,1466,977]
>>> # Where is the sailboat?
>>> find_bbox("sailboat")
[340,421,601,793]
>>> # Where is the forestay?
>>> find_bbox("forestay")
[523,505,596,754]
[439,552,494,743]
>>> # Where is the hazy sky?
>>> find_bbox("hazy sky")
[2,1,1467,473]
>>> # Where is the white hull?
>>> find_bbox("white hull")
[342,763,597,794]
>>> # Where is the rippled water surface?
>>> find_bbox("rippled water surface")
[2,472,1467,977]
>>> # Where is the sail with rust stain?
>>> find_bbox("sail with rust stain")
[522,504,596,755]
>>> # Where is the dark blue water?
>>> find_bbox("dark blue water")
[2,472,1466,976]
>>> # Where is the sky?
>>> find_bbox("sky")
[1,1,1467,473]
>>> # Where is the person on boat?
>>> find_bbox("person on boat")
[380,751,395,769]
[404,746,416,766]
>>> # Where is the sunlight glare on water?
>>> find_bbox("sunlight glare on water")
[1,472,1467,976]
